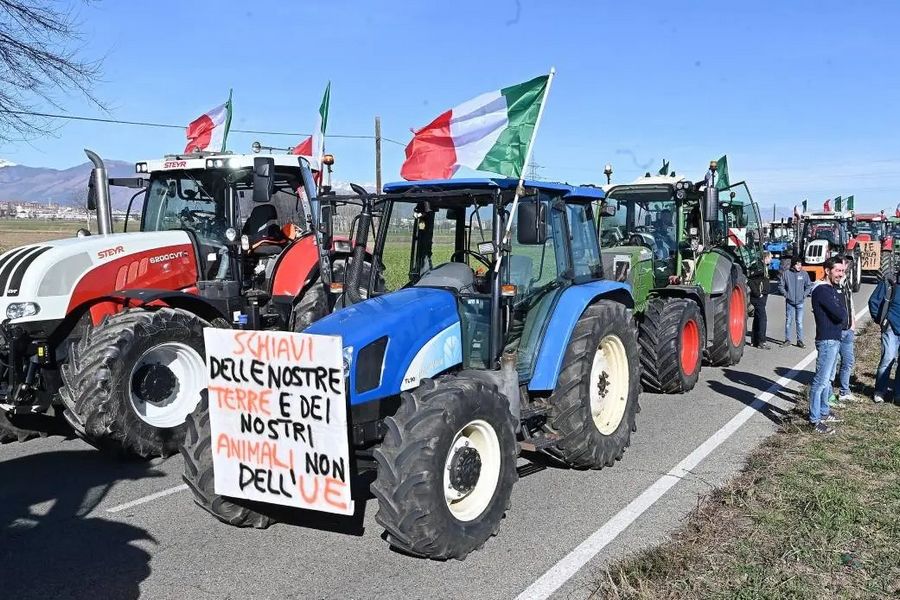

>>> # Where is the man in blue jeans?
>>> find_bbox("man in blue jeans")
[830,255,856,406]
[868,269,900,403]
[779,258,812,347]
[809,257,847,434]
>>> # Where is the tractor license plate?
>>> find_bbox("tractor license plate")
[203,328,354,516]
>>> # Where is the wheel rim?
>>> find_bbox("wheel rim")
[680,318,700,376]
[728,286,745,347]
[589,334,630,435]
[442,419,501,522]
[128,342,205,428]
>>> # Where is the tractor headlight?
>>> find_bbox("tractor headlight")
[342,346,354,377]
[6,302,40,320]
[135,162,148,173]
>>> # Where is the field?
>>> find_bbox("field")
[0,218,129,254]
[590,322,900,599]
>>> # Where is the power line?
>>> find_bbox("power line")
[0,109,408,146]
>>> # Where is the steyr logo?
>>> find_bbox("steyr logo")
[164,160,187,168]
[149,251,188,264]
[97,246,125,260]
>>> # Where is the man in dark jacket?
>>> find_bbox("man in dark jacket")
[749,252,773,348]
[809,257,847,434]
[868,268,900,403]
[779,258,812,347]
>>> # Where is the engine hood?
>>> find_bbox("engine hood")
[0,231,196,324]
[305,287,462,405]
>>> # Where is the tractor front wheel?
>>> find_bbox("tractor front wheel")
[881,251,894,283]
[60,308,209,458]
[639,298,704,394]
[181,392,276,528]
[371,374,518,560]
[707,269,747,367]
[546,300,641,469]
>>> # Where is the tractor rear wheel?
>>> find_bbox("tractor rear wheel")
[181,392,276,528]
[852,256,862,291]
[546,300,641,469]
[639,298,704,394]
[707,269,748,366]
[371,374,518,560]
[60,308,209,458]
[290,258,384,332]
[881,251,894,282]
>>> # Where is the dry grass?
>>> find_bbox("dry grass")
[0,219,86,254]
[587,323,900,599]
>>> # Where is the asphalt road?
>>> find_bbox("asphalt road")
[0,282,877,600]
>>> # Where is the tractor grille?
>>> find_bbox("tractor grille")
[0,246,50,297]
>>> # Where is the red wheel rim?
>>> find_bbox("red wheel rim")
[728,286,745,346]
[680,318,700,375]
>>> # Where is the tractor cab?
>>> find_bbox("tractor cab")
[798,211,859,287]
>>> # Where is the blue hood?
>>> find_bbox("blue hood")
[305,287,461,405]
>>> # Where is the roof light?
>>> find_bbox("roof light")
[323,154,335,166]
[135,162,148,173]
[251,141,262,153]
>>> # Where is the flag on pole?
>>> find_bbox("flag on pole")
[824,199,831,212]
[714,155,730,190]
[802,200,808,213]
[185,91,232,153]
[658,159,669,176]
[846,195,854,210]
[292,82,331,169]
[835,196,843,211]
[793,205,800,218]
[400,74,550,180]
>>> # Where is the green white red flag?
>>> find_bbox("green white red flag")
[292,82,331,169]
[185,91,232,153]
[400,75,550,180]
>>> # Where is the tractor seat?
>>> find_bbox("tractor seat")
[243,203,288,254]
[414,262,476,294]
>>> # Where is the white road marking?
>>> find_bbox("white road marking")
[516,305,869,600]
[106,484,188,513]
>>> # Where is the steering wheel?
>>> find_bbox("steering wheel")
[628,233,654,250]
[450,249,492,270]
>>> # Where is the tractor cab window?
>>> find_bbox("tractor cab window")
[854,220,883,241]
[142,172,227,244]
[603,186,677,263]
[566,202,602,279]
[507,195,566,300]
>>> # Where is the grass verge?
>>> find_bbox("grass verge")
[588,322,900,599]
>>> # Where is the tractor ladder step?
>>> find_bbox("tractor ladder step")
[520,431,560,452]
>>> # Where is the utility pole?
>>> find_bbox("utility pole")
[375,116,382,194]
[526,156,543,180]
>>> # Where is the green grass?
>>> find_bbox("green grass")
[587,323,900,599]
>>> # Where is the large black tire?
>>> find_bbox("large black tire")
[290,258,384,332]
[545,300,641,469]
[881,251,894,283]
[59,308,209,458]
[639,298,704,394]
[852,256,861,292]
[0,411,50,443]
[371,374,518,560]
[181,392,276,528]
[706,268,748,367]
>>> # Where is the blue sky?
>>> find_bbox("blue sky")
[3,0,900,213]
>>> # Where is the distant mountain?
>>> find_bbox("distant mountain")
[0,159,135,209]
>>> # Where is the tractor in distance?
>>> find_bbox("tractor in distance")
[181,177,642,560]
[597,161,764,394]
[851,212,893,281]
[796,209,861,290]
[0,148,380,456]
[764,218,797,277]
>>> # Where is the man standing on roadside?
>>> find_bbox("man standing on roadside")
[830,255,857,406]
[809,257,847,434]
[868,267,900,403]
[779,258,812,347]
[749,252,773,349]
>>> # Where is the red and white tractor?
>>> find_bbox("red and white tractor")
[852,212,894,280]
[0,149,379,456]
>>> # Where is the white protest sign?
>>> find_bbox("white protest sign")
[204,328,354,516]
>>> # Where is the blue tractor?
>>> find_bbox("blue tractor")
[765,219,796,277]
[181,178,641,559]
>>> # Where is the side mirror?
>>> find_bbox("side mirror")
[517,200,548,245]
[87,171,98,210]
[704,186,719,222]
[252,157,275,204]
[600,202,617,217]
[644,213,652,227]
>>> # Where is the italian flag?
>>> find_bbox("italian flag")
[292,82,331,169]
[184,92,232,153]
[400,74,550,181]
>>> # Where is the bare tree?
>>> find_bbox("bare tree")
[0,0,103,141]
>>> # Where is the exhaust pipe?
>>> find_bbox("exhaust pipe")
[85,149,113,235]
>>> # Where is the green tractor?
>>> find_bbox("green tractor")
[598,163,765,394]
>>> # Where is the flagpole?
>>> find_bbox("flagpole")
[497,66,556,269]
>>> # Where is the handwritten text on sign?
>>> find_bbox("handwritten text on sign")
[204,328,354,515]
[859,241,880,271]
